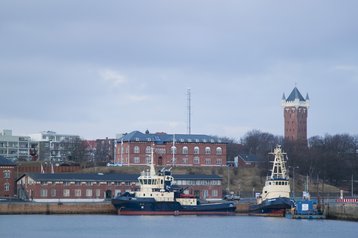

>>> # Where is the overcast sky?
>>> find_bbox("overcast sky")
[1,0,357,140]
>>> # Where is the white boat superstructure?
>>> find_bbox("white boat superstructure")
[257,145,290,204]
[134,147,197,205]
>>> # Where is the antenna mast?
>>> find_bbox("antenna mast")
[187,88,191,134]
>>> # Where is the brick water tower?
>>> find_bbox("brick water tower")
[282,87,309,143]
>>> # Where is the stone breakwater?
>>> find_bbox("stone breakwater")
[0,202,116,215]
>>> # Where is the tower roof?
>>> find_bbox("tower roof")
[286,87,306,102]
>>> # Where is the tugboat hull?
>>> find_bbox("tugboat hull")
[112,196,236,215]
[249,197,292,217]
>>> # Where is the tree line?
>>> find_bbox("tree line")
[237,130,358,188]
[67,130,357,189]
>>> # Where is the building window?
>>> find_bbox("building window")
[63,189,70,197]
[86,189,93,197]
[183,158,188,164]
[75,189,81,197]
[134,157,140,164]
[171,146,177,154]
[134,146,140,153]
[51,189,56,197]
[115,189,121,196]
[3,170,10,178]
[96,189,101,198]
[145,156,151,164]
[205,158,211,165]
[203,190,209,199]
[4,183,10,191]
[40,189,48,197]
[212,189,218,197]
[205,147,211,155]
[182,146,188,155]
[145,146,151,154]
[194,146,199,154]
[216,159,222,165]
[216,147,222,155]
[193,156,200,164]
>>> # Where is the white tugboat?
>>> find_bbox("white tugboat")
[111,147,236,215]
[249,145,292,216]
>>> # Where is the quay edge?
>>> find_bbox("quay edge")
[0,201,116,215]
[325,203,358,221]
[2,201,358,221]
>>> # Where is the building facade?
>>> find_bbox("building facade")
[29,131,81,162]
[282,87,309,142]
[0,156,16,198]
[16,173,223,201]
[115,131,227,167]
[0,129,31,161]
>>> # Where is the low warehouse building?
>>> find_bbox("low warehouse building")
[17,173,223,202]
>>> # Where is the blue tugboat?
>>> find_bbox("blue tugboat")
[288,188,325,219]
[249,145,293,216]
[111,148,236,215]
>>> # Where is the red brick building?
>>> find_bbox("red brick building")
[0,156,16,198]
[17,173,137,202]
[115,131,227,167]
[282,87,309,143]
[16,173,223,201]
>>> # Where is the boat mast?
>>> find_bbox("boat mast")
[172,134,175,167]
[150,146,156,176]
[270,145,288,180]
[120,138,123,165]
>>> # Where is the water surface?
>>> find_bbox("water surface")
[1,215,356,238]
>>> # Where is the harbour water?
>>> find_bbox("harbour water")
[1,215,357,238]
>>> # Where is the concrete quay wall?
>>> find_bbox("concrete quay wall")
[0,202,116,215]
[325,203,358,221]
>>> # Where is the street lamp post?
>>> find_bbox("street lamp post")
[227,165,230,192]
[289,166,299,199]
[352,174,354,197]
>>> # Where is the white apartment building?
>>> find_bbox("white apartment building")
[29,131,80,161]
[0,129,31,161]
